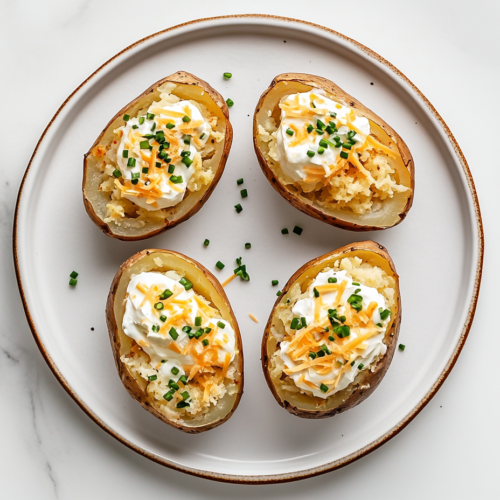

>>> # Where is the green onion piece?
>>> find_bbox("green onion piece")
[290,318,299,329]
[148,374,157,381]
[340,315,346,323]
[123,114,130,121]
[168,164,175,174]
[179,375,187,385]
[142,167,149,174]
[195,316,202,327]
[328,335,335,342]
[151,325,159,333]
[301,317,307,328]
[112,169,122,178]
[171,366,180,375]
[154,302,164,310]
[398,344,406,351]
[155,130,165,142]
[204,327,212,334]
[376,322,382,327]
[311,101,316,108]
[202,339,209,346]
[240,189,248,198]
[340,151,349,159]
[281,228,289,234]
[131,171,140,180]
[380,309,391,320]
[181,391,190,400]
[277,290,282,296]
[325,126,335,134]
[217,321,225,329]
[313,287,319,298]
[315,129,324,135]
[163,392,173,401]
[147,113,155,120]
[169,327,178,340]
[216,261,225,270]
[236,257,242,266]
[320,384,328,393]
[160,289,173,300]
[316,119,326,130]
[316,350,324,357]
[347,130,357,139]
[307,150,315,158]
[183,135,191,145]
[182,326,192,333]
[160,315,167,322]
[223,72,232,79]
[182,115,191,123]
[140,140,150,150]
[271,280,279,286]
[307,124,314,133]
[122,149,129,158]
[226,98,234,107]
[358,363,364,370]
[319,139,328,148]
[127,158,136,167]
[170,175,183,184]
[318,147,325,155]
[166,122,175,129]
[293,226,303,235]
[150,122,156,132]
[168,380,179,391]
[309,352,317,360]
[235,204,243,213]
[180,151,191,157]
[200,133,206,140]
[350,360,355,366]
[176,401,190,408]
[330,111,337,118]
[286,128,294,136]
[69,278,77,287]
[70,271,78,279]
[204,239,210,247]
[182,156,193,167]
[245,243,251,249]
[237,178,244,185]
[352,282,360,286]
[342,142,352,150]
[179,277,192,290]
[139,116,145,125]
[328,277,337,283]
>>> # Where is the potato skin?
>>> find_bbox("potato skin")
[253,73,414,231]
[261,241,401,419]
[106,249,244,433]
[83,71,233,241]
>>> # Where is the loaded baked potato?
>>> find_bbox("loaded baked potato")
[261,241,400,418]
[253,73,414,231]
[84,71,232,240]
[106,249,243,433]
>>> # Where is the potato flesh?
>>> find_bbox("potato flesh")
[255,80,413,228]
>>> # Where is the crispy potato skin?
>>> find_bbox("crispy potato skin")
[106,249,244,433]
[83,71,233,241]
[253,73,415,231]
[261,241,401,418]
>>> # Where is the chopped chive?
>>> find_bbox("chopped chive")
[180,151,191,157]
[376,322,383,327]
[176,401,190,408]
[147,113,155,120]
[169,327,178,340]
[159,289,173,300]
[342,143,352,150]
[182,115,191,123]
[307,124,314,133]
[183,135,191,145]
[168,164,175,174]
[290,318,300,329]
[277,290,282,296]
[179,277,192,290]
[380,309,391,320]
[315,128,324,135]
[151,325,159,333]
[69,278,78,287]
[127,158,136,167]
[148,374,157,381]
[150,122,156,132]
[398,344,406,351]
[240,189,248,198]
[352,282,360,286]
[217,321,225,329]
[123,114,130,121]
[182,326,192,333]
[271,280,279,286]
[328,335,335,342]
[301,317,307,328]
[325,125,336,134]
[226,98,234,107]
[293,226,303,235]
[320,384,328,393]
[245,243,251,249]
[160,315,167,322]
[70,271,78,279]
[154,302,164,310]
[235,204,243,213]
[316,119,326,130]
[328,277,337,283]
[166,122,175,129]
[181,391,190,400]
[169,175,183,184]
[307,150,315,158]
[163,391,173,401]
[330,111,337,118]
[347,130,357,140]
[204,239,210,247]
[141,167,149,174]
[200,133,206,140]
[340,151,349,159]
[179,375,187,384]
[195,316,202,327]
[309,352,317,360]
[340,315,346,323]
[313,287,319,298]
[237,178,244,185]
[223,72,232,79]
[311,101,316,108]
[181,156,193,167]
[112,169,122,178]
[281,228,289,234]
[168,379,179,391]
[216,261,225,270]
[318,147,325,155]
[202,338,209,346]
[122,149,129,158]
[140,140,150,150]
[138,116,145,125]
[358,363,364,370]
[350,360,355,366]
[286,128,294,136]
[171,366,180,375]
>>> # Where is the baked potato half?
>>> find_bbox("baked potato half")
[253,73,414,231]
[106,249,243,433]
[84,71,232,241]
[262,241,400,418]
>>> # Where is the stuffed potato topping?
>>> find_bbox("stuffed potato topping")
[254,73,414,231]
[84,71,232,240]
[262,241,400,418]
[106,249,243,433]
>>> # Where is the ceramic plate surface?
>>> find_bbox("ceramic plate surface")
[14,15,483,483]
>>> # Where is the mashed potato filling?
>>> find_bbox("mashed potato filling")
[120,270,238,419]
[270,257,395,399]
[94,83,224,228]
[258,90,409,214]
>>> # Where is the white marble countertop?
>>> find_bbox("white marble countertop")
[1,0,498,498]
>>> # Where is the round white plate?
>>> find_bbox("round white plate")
[14,15,483,483]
